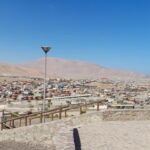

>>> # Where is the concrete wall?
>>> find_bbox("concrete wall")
[0,112,103,148]
[102,109,150,121]
[1,109,150,148]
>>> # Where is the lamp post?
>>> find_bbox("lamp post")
[41,46,51,122]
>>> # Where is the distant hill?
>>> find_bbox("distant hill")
[0,57,146,80]
[0,63,42,77]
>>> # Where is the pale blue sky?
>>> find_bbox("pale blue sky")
[0,0,150,74]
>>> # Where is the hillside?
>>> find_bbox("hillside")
[0,63,43,77]
[0,57,146,80]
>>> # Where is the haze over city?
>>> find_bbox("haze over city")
[0,0,150,74]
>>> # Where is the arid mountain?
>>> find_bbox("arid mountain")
[0,63,43,77]
[0,57,146,80]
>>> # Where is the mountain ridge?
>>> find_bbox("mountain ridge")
[0,57,146,80]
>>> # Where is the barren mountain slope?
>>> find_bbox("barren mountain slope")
[0,57,146,80]
[0,63,43,77]
[23,57,145,80]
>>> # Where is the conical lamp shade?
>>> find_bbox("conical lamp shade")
[41,46,51,53]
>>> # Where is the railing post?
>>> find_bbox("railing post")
[25,116,27,126]
[80,106,82,114]
[65,110,67,118]
[10,113,13,127]
[40,112,43,123]
[51,113,54,120]
[85,103,87,112]
[97,102,100,111]
[29,118,31,125]
[9,120,11,127]
[1,109,4,130]
[59,107,62,119]
[19,118,21,127]
[12,119,15,128]
[1,122,3,130]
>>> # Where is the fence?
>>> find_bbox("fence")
[1,99,107,130]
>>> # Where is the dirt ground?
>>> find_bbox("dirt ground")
[0,141,56,150]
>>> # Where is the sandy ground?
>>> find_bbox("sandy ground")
[78,121,150,150]
[0,141,56,150]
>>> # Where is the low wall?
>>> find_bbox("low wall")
[1,109,150,148]
[0,112,103,148]
[102,109,150,121]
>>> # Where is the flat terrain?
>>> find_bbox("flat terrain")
[78,121,150,150]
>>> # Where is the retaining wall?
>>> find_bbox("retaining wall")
[0,112,103,148]
[1,109,150,147]
[102,109,150,121]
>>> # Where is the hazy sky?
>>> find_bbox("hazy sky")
[0,0,150,74]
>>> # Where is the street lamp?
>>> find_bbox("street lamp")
[41,46,51,122]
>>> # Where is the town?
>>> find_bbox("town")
[0,76,150,115]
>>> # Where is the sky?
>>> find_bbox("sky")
[0,0,150,74]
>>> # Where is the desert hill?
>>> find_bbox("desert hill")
[0,57,146,80]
